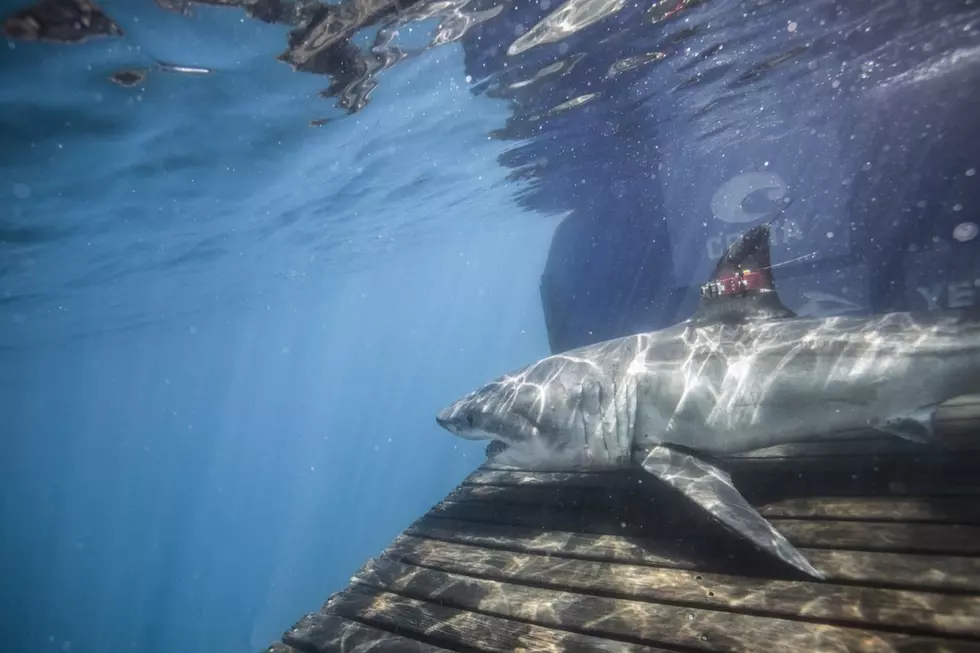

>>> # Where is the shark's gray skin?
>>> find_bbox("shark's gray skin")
[436,224,980,579]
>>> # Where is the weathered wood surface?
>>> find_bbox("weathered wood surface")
[350,557,980,652]
[408,517,980,594]
[429,498,980,556]
[264,395,980,652]
[450,484,980,523]
[382,535,980,637]
[284,611,453,653]
[319,585,663,653]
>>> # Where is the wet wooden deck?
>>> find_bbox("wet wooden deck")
[263,396,980,653]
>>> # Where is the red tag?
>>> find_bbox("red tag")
[705,270,767,298]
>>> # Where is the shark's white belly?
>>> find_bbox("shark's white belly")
[492,442,630,470]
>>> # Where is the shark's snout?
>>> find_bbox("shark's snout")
[436,400,491,441]
[435,413,454,432]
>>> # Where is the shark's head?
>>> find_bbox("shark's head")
[436,377,542,444]
[435,355,632,469]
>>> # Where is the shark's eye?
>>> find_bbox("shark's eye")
[466,413,475,426]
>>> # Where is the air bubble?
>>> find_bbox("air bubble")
[953,222,978,242]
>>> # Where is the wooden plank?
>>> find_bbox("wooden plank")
[429,499,980,555]
[482,443,980,469]
[466,461,980,490]
[446,483,635,512]
[283,611,453,653]
[448,484,980,525]
[408,518,980,593]
[384,535,980,637]
[804,548,980,595]
[384,535,980,636]
[775,519,980,555]
[463,462,980,497]
[323,584,665,653]
[759,496,980,524]
[409,516,700,568]
[353,557,980,653]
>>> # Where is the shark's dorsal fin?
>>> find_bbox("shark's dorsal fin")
[689,224,796,325]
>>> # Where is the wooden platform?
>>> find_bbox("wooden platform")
[263,396,980,653]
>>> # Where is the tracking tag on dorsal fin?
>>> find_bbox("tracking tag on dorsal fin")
[689,223,797,325]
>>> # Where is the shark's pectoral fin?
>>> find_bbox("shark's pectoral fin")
[638,444,825,579]
[871,404,939,444]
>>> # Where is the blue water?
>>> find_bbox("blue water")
[1,4,558,651]
[3,0,980,651]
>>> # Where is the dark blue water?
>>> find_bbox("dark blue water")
[2,0,979,651]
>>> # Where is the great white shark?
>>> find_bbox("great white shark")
[435,224,980,579]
